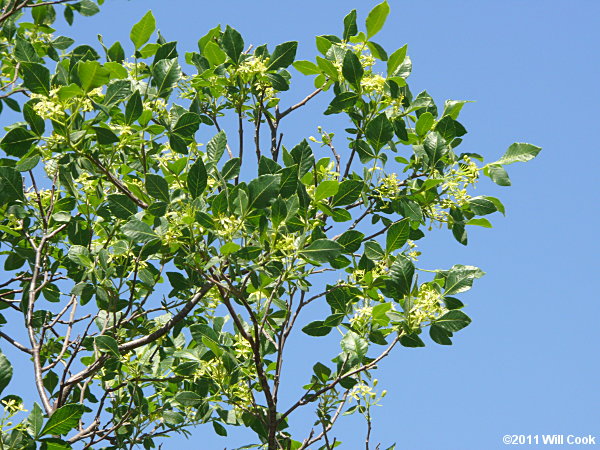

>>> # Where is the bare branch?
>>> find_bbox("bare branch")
[277,88,322,121]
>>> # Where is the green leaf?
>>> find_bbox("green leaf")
[94,335,120,358]
[248,174,280,209]
[130,11,156,50]
[315,180,339,201]
[336,230,364,254]
[271,197,287,228]
[343,9,358,41]
[125,91,142,125]
[77,61,110,92]
[325,92,359,115]
[222,26,244,63]
[386,219,410,253]
[435,115,467,141]
[163,411,184,426]
[365,113,393,151]
[188,158,208,198]
[342,51,363,87]
[466,218,492,228]
[366,1,390,38]
[341,331,368,360]
[266,72,289,91]
[302,320,332,337]
[469,196,497,215]
[435,310,471,332]
[15,36,43,63]
[67,245,92,268]
[27,402,44,438]
[387,45,407,76]
[326,286,354,313]
[389,255,414,298]
[487,164,511,186]
[190,323,220,349]
[72,0,99,16]
[221,158,241,180]
[206,130,227,166]
[278,165,298,198]
[122,219,158,244]
[23,101,45,136]
[1,127,37,157]
[203,41,227,66]
[175,391,204,406]
[400,333,425,348]
[40,438,73,450]
[290,139,314,177]
[21,63,50,95]
[267,41,298,70]
[0,167,24,204]
[93,126,119,145]
[56,84,83,101]
[107,194,137,220]
[331,179,363,206]
[213,421,227,436]
[300,239,343,264]
[220,242,240,255]
[15,155,40,172]
[443,100,470,119]
[152,58,181,98]
[443,265,485,295]
[430,325,453,345]
[40,404,84,436]
[415,111,435,136]
[103,80,131,106]
[145,174,170,202]
[107,41,125,63]
[293,60,320,75]
[0,351,12,395]
[364,241,385,260]
[496,142,542,165]
[173,112,200,137]
[367,41,388,60]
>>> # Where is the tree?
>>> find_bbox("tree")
[0,1,541,448]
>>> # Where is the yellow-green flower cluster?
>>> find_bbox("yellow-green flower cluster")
[409,283,447,328]
[215,214,244,239]
[360,73,386,94]
[349,378,386,407]
[1,398,27,416]
[31,93,65,121]
[349,305,373,328]
[237,56,268,77]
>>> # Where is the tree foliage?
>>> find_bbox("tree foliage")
[0,1,540,449]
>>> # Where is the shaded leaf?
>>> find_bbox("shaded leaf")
[435,310,471,332]
[94,335,120,358]
[267,41,298,70]
[0,351,12,395]
[145,174,170,202]
[300,239,343,263]
[188,158,207,198]
[302,321,332,337]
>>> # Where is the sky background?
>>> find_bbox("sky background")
[3,1,600,449]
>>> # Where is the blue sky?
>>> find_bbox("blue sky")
[5,1,600,449]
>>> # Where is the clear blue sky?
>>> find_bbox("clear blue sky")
[6,1,600,449]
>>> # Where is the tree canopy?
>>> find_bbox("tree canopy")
[0,1,540,449]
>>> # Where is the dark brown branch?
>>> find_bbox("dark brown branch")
[276,88,322,121]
